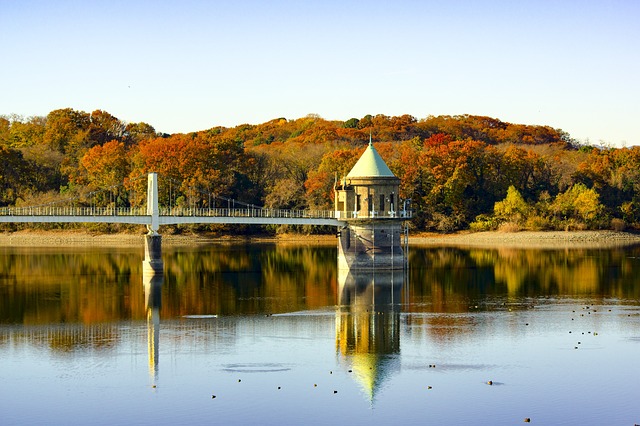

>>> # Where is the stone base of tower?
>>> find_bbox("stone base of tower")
[143,234,163,276]
[338,220,405,270]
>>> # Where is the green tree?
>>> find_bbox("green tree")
[343,118,359,129]
[494,186,529,222]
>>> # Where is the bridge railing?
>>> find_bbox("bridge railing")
[335,210,413,219]
[0,206,341,219]
[0,205,412,220]
[159,207,339,219]
[0,206,148,216]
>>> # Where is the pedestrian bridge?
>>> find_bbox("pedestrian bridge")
[0,173,354,233]
[0,205,346,228]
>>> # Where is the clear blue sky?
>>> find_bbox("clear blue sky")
[1,0,638,146]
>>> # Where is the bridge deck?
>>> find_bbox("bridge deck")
[0,207,349,227]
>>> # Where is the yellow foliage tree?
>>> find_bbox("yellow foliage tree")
[494,186,529,223]
[551,183,606,227]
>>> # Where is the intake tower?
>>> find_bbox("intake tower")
[334,138,408,270]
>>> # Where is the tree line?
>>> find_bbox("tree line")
[1,108,639,233]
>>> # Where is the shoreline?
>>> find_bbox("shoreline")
[1,229,639,249]
[0,230,338,248]
[411,230,640,249]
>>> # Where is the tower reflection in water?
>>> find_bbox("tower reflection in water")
[336,266,405,403]
[143,268,163,384]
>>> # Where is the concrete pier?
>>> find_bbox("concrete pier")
[338,221,405,270]
[143,234,163,275]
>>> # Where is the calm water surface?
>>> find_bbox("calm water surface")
[1,243,640,425]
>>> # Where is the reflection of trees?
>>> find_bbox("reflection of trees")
[262,245,338,310]
[0,248,143,325]
[471,247,640,297]
[408,248,499,312]
[409,245,640,307]
[47,324,121,352]
[3,244,640,353]
[161,244,338,316]
[1,324,122,353]
[0,244,339,325]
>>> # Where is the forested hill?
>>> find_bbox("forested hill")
[1,109,639,233]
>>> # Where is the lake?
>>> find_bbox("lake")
[1,242,639,425]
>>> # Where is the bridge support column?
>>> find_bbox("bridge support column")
[147,172,160,235]
[143,234,163,276]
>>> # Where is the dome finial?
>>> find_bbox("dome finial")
[369,131,373,146]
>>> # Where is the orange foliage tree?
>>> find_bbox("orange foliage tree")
[305,148,361,210]
[130,132,247,209]
[79,140,130,207]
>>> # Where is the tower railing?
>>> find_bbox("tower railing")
[335,210,413,220]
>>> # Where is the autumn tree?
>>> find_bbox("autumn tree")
[499,145,557,199]
[124,122,158,144]
[249,141,328,210]
[305,148,360,210]
[88,110,125,146]
[80,140,130,207]
[0,146,38,205]
[574,146,640,224]
[2,107,638,233]
[0,117,10,146]
[43,108,90,153]
[417,138,507,230]
[131,132,247,209]
[5,115,46,148]
[550,183,606,229]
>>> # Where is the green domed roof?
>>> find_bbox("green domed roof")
[347,139,396,178]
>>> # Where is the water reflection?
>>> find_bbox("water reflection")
[2,244,640,327]
[144,269,163,383]
[407,245,640,311]
[336,268,404,402]
[2,243,640,425]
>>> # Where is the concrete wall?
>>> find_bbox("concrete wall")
[338,220,405,270]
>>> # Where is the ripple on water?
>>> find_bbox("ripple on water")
[182,314,218,319]
[222,363,292,373]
